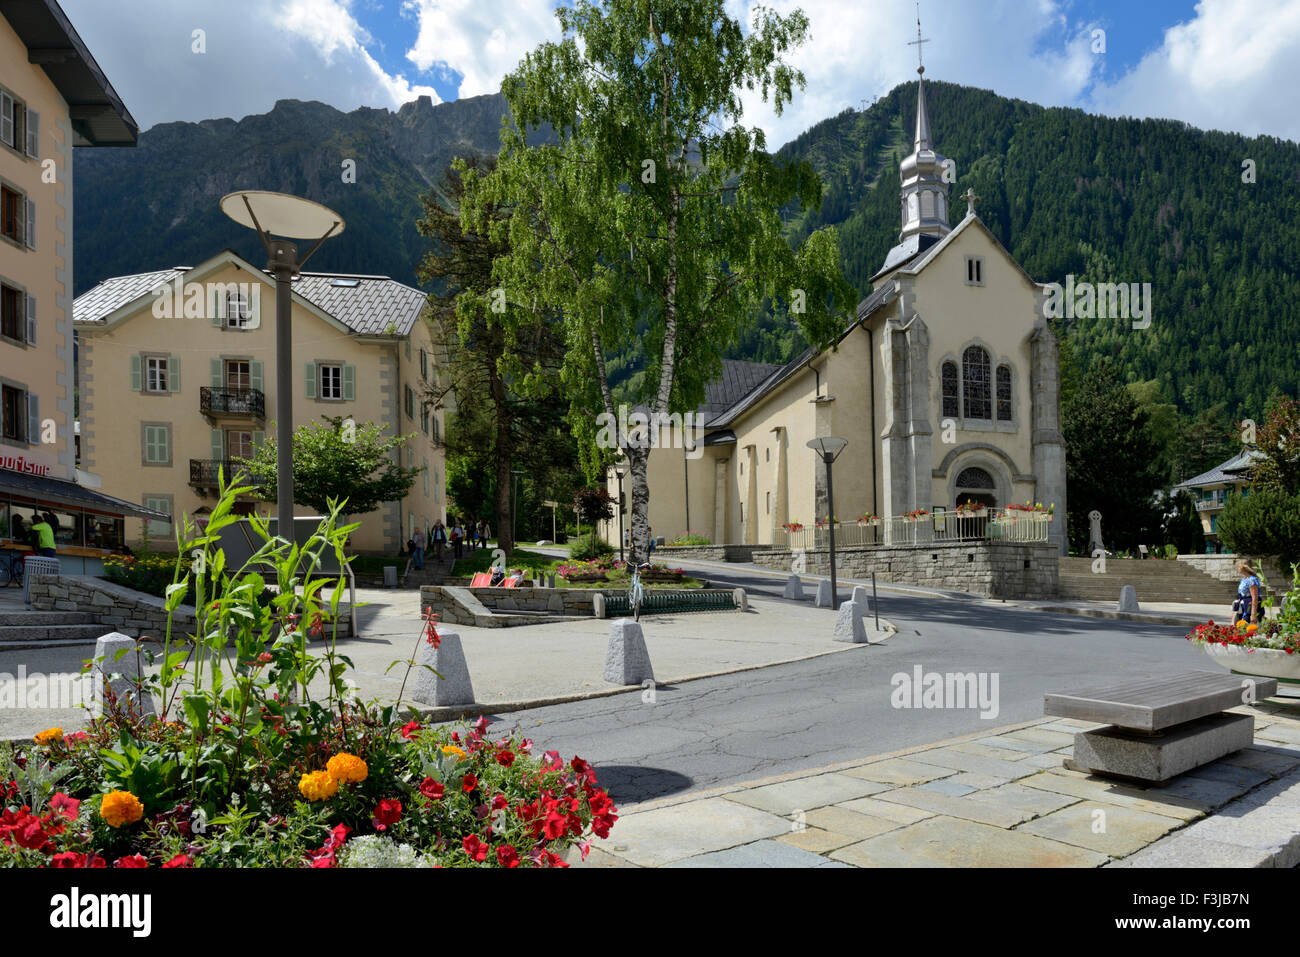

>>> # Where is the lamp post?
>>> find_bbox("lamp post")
[615,466,626,564]
[807,436,849,607]
[220,191,343,543]
[511,469,525,546]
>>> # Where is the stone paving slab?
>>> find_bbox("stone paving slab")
[834,796,936,826]
[907,746,1041,780]
[1256,723,1300,745]
[975,782,1080,816]
[950,740,1045,761]
[841,757,957,786]
[804,805,910,840]
[919,778,977,796]
[947,771,1015,790]
[722,772,891,817]
[1002,727,1077,749]
[600,797,790,867]
[1219,744,1300,775]
[1106,834,1285,868]
[775,827,859,854]
[667,839,849,868]
[873,786,1032,828]
[829,816,1109,868]
[1022,769,1208,821]
[1016,801,1184,857]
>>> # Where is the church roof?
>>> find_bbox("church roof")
[870,233,942,283]
[1174,451,1262,490]
[700,360,784,415]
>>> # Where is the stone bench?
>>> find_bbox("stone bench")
[1043,670,1278,784]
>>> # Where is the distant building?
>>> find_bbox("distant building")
[74,249,446,553]
[0,0,164,572]
[1173,450,1259,553]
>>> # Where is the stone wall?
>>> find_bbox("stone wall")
[27,574,197,637]
[419,585,607,628]
[750,542,1059,599]
[1178,554,1291,589]
[651,544,770,563]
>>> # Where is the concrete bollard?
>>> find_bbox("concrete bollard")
[834,600,868,643]
[412,630,475,706]
[383,566,398,588]
[604,619,654,685]
[592,593,607,619]
[814,578,833,608]
[783,575,805,600]
[852,585,870,609]
[733,587,748,612]
[546,572,557,589]
[1117,585,1140,613]
[92,632,156,718]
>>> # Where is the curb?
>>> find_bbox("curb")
[1030,605,1211,627]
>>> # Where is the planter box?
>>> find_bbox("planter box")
[641,573,685,583]
[562,574,609,583]
[1203,642,1300,686]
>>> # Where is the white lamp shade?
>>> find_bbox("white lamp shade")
[220,190,345,239]
[807,436,848,457]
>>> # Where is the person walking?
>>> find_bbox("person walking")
[431,521,447,561]
[30,514,56,557]
[451,520,464,559]
[412,527,427,571]
[1233,560,1263,626]
[479,520,490,549]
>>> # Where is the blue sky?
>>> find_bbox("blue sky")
[59,0,1300,146]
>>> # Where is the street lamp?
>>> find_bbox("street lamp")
[807,436,849,607]
[614,465,626,564]
[220,191,343,543]
[511,469,525,545]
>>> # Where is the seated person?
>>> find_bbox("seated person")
[488,566,507,586]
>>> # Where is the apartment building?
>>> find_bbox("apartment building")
[74,248,447,553]
[0,0,162,573]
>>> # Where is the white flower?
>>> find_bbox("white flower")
[336,834,434,868]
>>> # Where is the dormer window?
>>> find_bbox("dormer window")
[965,256,983,286]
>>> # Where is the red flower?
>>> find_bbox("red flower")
[48,791,80,822]
[491,794,508,811]
[543,812,567,841]
[496,845,520,868]
[257,652,273,664]
[461,773,478,794]
[401,720,422,740]
[473,716,491,736]
[541,751,562,771]
[516,801,539,822]
[329,823,351,848]
[162,854,192,868]
[462,834,488,862]
[0,808,50,851]
[543,850,569,868]
[424,609,442,649]
[373,798,402,831]
[419,777,445,801]
[115,854,149,868]
[496,750,515,768]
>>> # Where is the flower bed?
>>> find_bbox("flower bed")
[1186,563,1300,680]
[1,478,616,869]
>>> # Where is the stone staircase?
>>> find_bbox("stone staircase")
[399,557,456,588]
[0,609,107,650]
[1057,557,1240,604]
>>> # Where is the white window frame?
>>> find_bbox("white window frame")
[319,363,343,400]
[225,292,251,327]
[144,356,169,393]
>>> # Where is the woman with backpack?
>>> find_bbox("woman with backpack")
[1232,560,1263,627]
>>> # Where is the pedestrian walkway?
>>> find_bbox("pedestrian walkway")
[571,700,1300,867]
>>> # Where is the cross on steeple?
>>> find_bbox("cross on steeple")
[908,1,929,75]
[962,187,980,217]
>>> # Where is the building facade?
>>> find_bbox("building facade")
[1173,451,1258,553]
[614,70,1067,554]
[75,249,446,553]
[0,0,163,572]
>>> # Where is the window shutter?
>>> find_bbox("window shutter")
[342,364,355,400]
[24,198,34,250]
[168,355,181,393]
[26,393,38,444]
[304,363,316,398]
[25,108,38,159]
[210,357,222,388]
[211,430,224,462]
[250,360,263,392]
[252,430,265,449]
[130,354,142,391]
[0,92,12,147]
[25,294,36,346]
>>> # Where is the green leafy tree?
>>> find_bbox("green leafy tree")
[237,417,421,518]
[1246,395,1300,494]
[1219,488,1300,569]
[1163,489,1205,554]
[574,487,616,527]
[457,0,855,563]
[1063,361,1165,553]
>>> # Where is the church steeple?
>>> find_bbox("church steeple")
[897,10,950,243]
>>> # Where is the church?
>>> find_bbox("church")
[615,66,1068,556]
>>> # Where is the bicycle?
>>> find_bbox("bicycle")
[1,549,25,588]
[627,561,652,621]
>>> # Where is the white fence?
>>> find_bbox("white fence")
[776,509,1052,551]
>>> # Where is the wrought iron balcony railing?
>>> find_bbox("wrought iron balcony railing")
[200,386,265,418]
[189,459,249,487]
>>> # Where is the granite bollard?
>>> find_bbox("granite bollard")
[604,619,654,685]
[733,587,748,612]
[814,579,833,609]
[1118,585,1140,613]
[852,585,870,609]
[783,575,804,600]
[92,632,156,718]
[412,629,475,706]
[592,593,607,619]
[834,600,868,643]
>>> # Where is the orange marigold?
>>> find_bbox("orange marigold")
[34,727,64,746]
[441,745,468,759]
[299,770,339,802]
[100,790,145,828]
[327,753,368,784]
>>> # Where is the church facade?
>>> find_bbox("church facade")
[610,72,1068,555]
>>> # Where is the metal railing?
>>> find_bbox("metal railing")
[200,387,265,418]
[189,459,248,487]
[776,509,1053,549]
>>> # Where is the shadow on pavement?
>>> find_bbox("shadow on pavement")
[592,765,693,804]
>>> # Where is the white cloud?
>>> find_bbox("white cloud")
[402,0,564,98]
[1087,0,1300,141]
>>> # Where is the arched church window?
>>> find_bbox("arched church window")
[941,361,959,417]
[955,467,995,490]
[996,365,1012,421]
[962,346,991,420]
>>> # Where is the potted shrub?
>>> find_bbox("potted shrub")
[1188,564,1300,686]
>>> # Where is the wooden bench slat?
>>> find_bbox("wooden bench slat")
[1044,670,1278,731]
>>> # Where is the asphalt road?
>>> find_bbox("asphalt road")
[473,563,1209,806]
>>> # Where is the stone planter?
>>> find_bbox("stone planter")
[1202,642,1300,687]
[562,574,608,584]
[641,573,685,584]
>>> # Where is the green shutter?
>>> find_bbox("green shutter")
[26,394,38,445]
[342,364,355,400]
[210,357,222,388]
[130,354,142,391]
[304,363,316,399]
[252,430,265,449]
[250,360,263,392]
[211,430,224,462]
[168,355,180,393]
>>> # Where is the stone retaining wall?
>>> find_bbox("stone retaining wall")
[1178,554,1290,588]
[750,541,1059,599]
[651,544,769,563]
[26,574,197,637]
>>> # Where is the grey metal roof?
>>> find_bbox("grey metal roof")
[74,259,427,337]
[1174,451,1261,490]
[0,469,169,521]
[700,360,784,415]
[870,233,941,283]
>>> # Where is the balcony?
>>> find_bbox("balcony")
[189,459,251,488]
[200,387,265,419]
[1195,498,1224,512]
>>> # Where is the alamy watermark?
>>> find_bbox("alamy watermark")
[890,665,1000,719]
[151,277,261,327]
[594,404,704,459]
[1041,274,1152,330]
